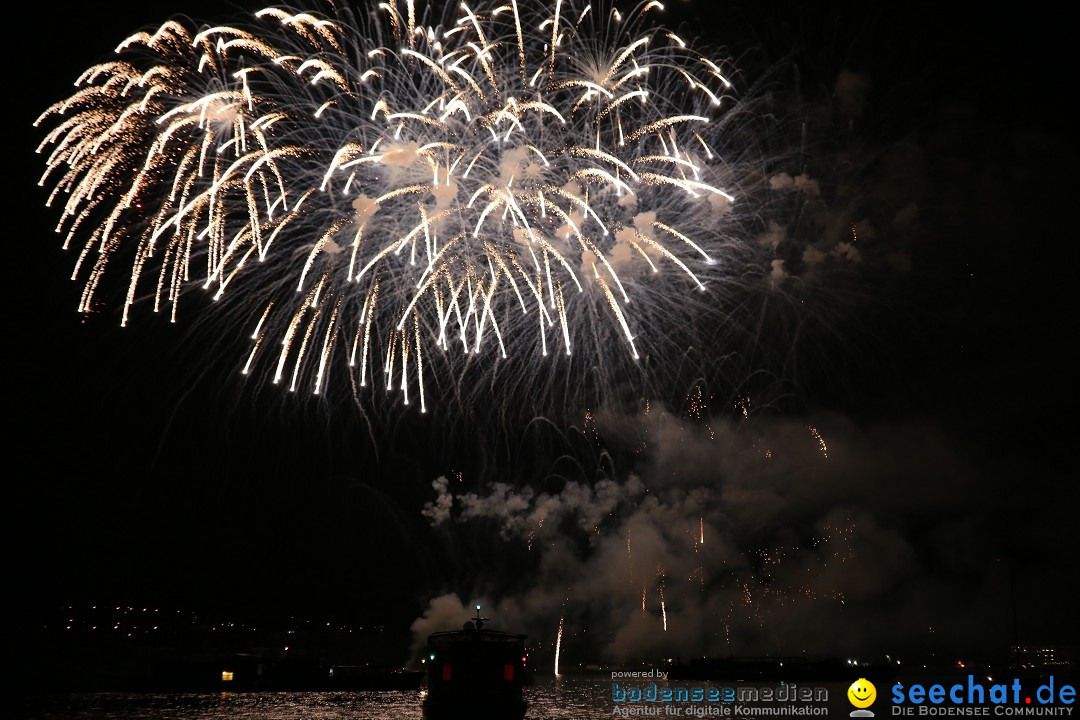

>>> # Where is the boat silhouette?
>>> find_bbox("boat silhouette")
[422,606,528,720]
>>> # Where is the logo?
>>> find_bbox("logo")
[849,678,878,717]
[890,675,1077,715]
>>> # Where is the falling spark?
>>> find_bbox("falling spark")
[659,585,667,631]
[554,614,564,677]
[657,565,667,631]
[808,425,828,458]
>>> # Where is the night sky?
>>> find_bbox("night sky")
[8,0,1077,667]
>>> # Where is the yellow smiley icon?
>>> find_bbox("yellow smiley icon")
[848,678,877,708]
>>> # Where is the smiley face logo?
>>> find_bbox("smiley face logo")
[848,678,877,709]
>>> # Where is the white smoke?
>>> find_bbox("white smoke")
[408,399,1050,666]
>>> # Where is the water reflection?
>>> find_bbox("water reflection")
[14,675,615,720]
[16,676,861,719]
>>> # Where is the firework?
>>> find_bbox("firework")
[554,612,564,676]
[36,0,748,417]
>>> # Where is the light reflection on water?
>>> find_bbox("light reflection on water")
[13,675,615,720]
[15,677,854,719]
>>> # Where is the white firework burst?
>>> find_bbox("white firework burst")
[36,0,750,417]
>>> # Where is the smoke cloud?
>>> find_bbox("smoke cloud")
[411,401,1071,668]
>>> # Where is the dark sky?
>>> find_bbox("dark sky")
[9,0,1077,662]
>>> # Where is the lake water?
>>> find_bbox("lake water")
[13,676,855,719]
[13,675,603,720]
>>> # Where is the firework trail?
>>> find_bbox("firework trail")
[36,0,757,418]
[554,611,564,676]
